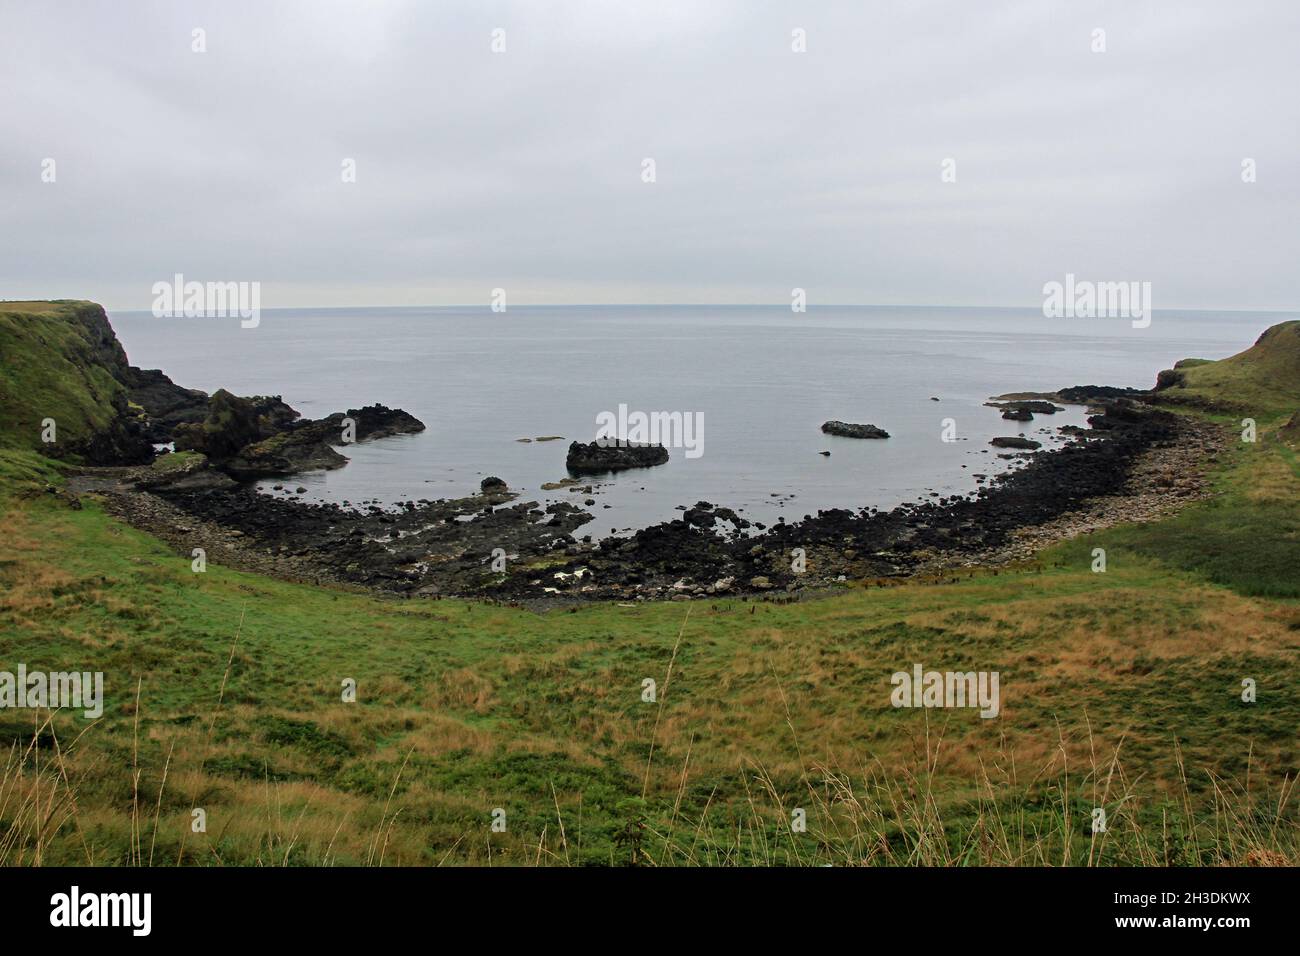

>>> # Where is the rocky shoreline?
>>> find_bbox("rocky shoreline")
[62,388,1221,606]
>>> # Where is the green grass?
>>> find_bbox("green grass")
[3,432,1298,865]
[0,447,64,490]
[149,450,204,474]
[1090,431,1300,598]
[1155,320,1300,420]
[0,300,133,454]
[2,308,1299,866]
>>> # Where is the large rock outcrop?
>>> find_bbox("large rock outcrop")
[224,406,424,479]
[566,439,669,473]
[990,436,1041,449]
[125,368,212,443]
[178,395,425,480]
[172,389,297,461]
[821,420,890,439]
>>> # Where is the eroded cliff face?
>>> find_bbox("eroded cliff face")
[64,302,162,464]
[69,300,133,381]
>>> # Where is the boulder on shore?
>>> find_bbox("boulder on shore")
[821,421,890,439]
[566,440,669,474]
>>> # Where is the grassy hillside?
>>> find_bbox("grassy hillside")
[0,300,137,458]
[1155,320,1300,420]
[2,308,1298,866]
[2,430,1297,866]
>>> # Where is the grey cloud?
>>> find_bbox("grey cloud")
[1,0,1297,309]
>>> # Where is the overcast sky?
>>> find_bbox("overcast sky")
[2,0,1297,311]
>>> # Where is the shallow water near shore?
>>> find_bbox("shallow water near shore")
[109,305,1282,531]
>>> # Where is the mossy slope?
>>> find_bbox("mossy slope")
[1156,320,1300,420]
[0,299,147,462]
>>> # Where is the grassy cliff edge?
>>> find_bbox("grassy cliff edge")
[0,300,149,464]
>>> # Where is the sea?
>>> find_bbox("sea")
[108,305,1286,532]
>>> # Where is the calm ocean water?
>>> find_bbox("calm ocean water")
[109,305,1287,531]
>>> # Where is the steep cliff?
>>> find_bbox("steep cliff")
[0,300,153,464]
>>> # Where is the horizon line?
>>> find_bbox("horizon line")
[93,301,1300,315]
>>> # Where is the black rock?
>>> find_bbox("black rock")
[821,421,890,439]
[126,367,212,442]
[990,400,1063,415]
[173,389,280,461]
[566,440,669,474]
[1057,385,1149,403]
[331,404,426,441]
[1154,368,1186,391]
